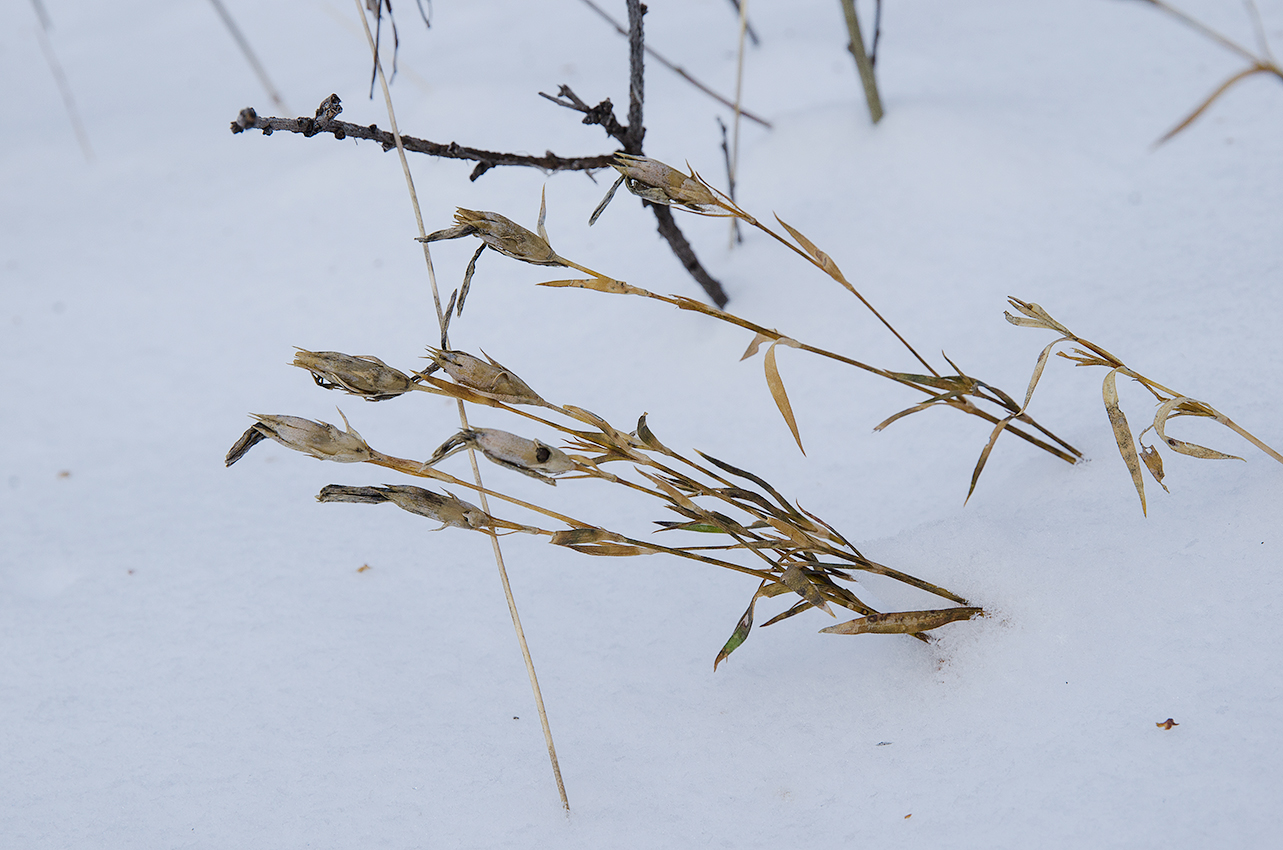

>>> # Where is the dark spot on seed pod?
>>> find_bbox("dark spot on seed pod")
[535,446,551,463]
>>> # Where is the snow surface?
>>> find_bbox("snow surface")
[3,0,1282,846]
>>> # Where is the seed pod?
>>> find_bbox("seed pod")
[427,348,546,406]
[611,154,720,212]
[419,209,560,266]
[426,428,575,485]
[225,411,371,466]
[317,484,490,530]
[293,349,413,401]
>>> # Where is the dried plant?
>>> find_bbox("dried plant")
[1138,0,1283,144]
[436,154,1082,501]
[1004,298,1283,514]
[228,347,981,668]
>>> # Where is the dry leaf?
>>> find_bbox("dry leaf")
[764,340,805,454]
[1153,397,1244,461]
[774,215,849,287]
[1103,368,1147,516]
[1156,718,1179,730]
[819,607,982,636]
[1139,443,1170,493]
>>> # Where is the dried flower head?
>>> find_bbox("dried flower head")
[225,411,372,466]
[419,209,559,266]
[425,427,575,484]
[317,484,491,530]
[293,349,413,401]
[426,348,547,406]
[611,154,720,212]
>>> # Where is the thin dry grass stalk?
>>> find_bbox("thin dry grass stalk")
[1139,0,1283,145]
[227,345,981,670]
[433,156,1082,496]
[1004,297,1283,515]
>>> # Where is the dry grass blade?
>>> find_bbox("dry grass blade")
[764,339,805,454]
[773,214,851,290]
[1152,397,1245,461]
[1139,443,1170,492]
[1156,64,1272,146]
[819,607,982,636]
[1103,368,1147,516]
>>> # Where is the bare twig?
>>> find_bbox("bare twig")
[577,0,772,128]
[625,0,645,154]
[230,104,617,179]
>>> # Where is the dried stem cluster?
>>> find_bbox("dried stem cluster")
[227,347,981,668]
[1004,299,1283,515]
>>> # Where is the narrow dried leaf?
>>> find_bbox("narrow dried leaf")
[536,185,549,243]
[740,331,775,361]
[538,277,651,297]
[1020,336,1071,411]
[965,415,1016,505]
[819,606,982,636]
[1005,298,1070,334]
[458,243,486,315]
[1153,396,1244,461]
[764,341,805,454]
[588,174,626,225]
[1104,368,1147,516]
[774,215,849,286]
[781,563,833,616]
[1156,66,1270,147]
[1140,443,1170,493]
[873,394,960,432]
[761,599,814,628]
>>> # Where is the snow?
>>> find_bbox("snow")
[3,0,1281,846]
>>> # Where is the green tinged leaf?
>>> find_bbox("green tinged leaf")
[714,581,791,671]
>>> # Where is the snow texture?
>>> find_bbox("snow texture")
[2,0,1281,846]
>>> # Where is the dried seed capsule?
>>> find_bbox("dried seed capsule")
[225,412,371,466]
[611,154,720,211]
[419,209,560,266]
[317,484,490,530]
[425,428,575,484]
[293,349,413,401]
[427,348,546,406]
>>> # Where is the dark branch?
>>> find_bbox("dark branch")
[625,0,645,154]
[230,100,617,181]
[650,204,729,308]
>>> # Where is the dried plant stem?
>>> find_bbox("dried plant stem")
[728,0,749,248]
[208,0,289,114]
[838,0,884,124]
[576,0,771,128]
[1005,297,1283,513]
[1140,0,1283,144]
[352,1,569,811]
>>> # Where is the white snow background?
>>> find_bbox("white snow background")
[3,0,1281,846]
